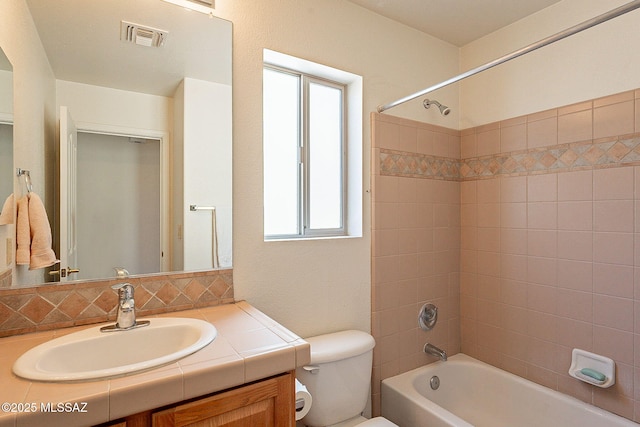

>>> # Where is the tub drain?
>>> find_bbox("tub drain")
[430,375,440,390]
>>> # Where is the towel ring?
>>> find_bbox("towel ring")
[16,168,33,193]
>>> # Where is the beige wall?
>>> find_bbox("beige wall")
[460,0,640,128]
[214,0,460,338]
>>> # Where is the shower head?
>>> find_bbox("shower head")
[423,99,451,116]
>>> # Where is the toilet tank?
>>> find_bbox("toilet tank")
[296,330,375,427]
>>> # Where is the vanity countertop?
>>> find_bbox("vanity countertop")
[0,301,310,427]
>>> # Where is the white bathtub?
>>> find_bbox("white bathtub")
[381,353,637,427]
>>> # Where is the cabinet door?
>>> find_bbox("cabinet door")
[152,372,294,427]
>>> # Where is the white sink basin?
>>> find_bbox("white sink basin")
[13,317,217,382]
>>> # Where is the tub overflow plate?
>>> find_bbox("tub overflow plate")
[430,375,440,390]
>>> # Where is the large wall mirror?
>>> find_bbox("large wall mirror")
[5,0,232,288]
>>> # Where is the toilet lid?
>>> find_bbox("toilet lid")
[358,417,398,427]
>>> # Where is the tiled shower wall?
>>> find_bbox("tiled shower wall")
[460,90,640,421]
[371,113,462,415]
[372,89,640,422]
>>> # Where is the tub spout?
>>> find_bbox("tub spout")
[424,343,447,361]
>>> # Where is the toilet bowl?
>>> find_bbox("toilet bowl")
[296,330,397,427]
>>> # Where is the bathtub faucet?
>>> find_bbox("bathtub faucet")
[424,343,447,361]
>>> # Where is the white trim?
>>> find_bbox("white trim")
[0,112,13,124]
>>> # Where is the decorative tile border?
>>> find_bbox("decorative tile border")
[0,269,233,337]
[0,269,10,288]
[380,133,640,181]
[380,149,460,181]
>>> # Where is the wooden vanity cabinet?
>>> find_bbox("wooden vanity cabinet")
[107,371,295,427]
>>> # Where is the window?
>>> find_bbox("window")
[263,65,347,239]
[262,49,363,241]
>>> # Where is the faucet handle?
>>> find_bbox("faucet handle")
[111,282,134,299]
[419,303,438,331]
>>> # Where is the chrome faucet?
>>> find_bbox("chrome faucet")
[424,343,447,361]
[100,283,150,332]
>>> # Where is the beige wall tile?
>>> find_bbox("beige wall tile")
[557,259,592,292]
[594,101,635,140]
[527,257,557,287]
[594,200,634,232]
[461,133,477,158]
[557,231,593,262]
[593,263,634,298]
[558,201,592,231]
[477,128,500,157]
[593,294,634,332]
[558,109,592,144]
[593,232,634,266]
[501,229,527,255]
[527,202,557,229]
[594,167,634,200]
[528,174,557,202]
[416,128,434,155]
[477,178,500,203]
[500,123,526,153]
[558,170,593,201]
[501,176,527,203]
[528,117,557,149]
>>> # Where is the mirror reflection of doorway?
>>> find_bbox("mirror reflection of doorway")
[76,132,161,280]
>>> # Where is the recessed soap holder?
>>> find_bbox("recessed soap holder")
[568,348,615,388]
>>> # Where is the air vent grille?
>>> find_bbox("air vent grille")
[120,21,168,48]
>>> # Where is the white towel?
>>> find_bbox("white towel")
[0,193,13,225]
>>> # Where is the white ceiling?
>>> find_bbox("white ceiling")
[345,0,562,46]
[25,0,231,97]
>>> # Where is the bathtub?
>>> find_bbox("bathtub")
[381,353,637,427]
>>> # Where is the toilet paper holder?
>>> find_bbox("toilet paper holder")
[295,378,313,420]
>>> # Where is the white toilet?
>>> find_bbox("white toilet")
[296,330,398,427]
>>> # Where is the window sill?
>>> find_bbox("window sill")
[264,234,361,243]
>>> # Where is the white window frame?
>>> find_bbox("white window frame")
[263,49,363,242]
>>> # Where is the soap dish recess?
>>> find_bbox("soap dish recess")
[568,348,615,388]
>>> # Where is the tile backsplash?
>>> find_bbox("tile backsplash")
[0,269,233,337]
[372,88,640,422]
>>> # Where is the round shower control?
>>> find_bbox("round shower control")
[418,303,438,331]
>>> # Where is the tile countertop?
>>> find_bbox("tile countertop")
[0,301,311,427]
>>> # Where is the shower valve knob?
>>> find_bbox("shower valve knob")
[419,303,438,331]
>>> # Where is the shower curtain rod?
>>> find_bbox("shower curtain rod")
[377,0,640,113]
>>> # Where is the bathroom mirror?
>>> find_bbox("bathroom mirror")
[7,0,232,287]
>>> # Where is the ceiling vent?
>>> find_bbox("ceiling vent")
[120,21,168,48]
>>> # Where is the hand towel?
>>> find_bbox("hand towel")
[15,195,30,265]
[0,193,14,225]
[27,193,58,269]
